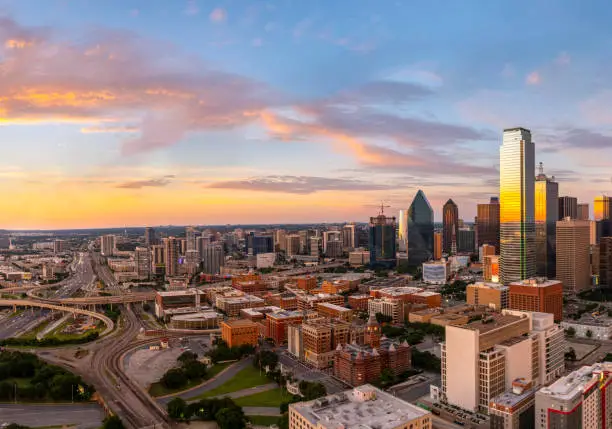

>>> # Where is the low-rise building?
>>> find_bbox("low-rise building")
[508,278,563,322]
[422,259,450,284]
[320,280,351,294]
[265,310,304,345]
[316,302,353,321]
[410,291,442,308]
[296,293,344,311]
[348,249,370,266]
[430,313,469,327]
[215,292,265,316]
[368,298,403,324]
[169,310,222,330]
[155,289,205,318]
[489,378,535,429]
[560,315,612,340]
[264,291,298,310]
[347,294,372,311]
[220,319,259,348]
[466,282,509,310]
[289,384,432,429]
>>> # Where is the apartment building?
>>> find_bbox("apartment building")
[368,298,403,324]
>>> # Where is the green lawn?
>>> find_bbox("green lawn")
[247,415,282,426]
[20,319,51,340]
[148,362,233,397]
[233,388,287,408]
[189,365,270,400]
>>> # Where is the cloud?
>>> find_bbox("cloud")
[251,38,263,47]
[556,52,571,65]
[207,175,394,194]
[526,71,541,85]
[561,128,612,149]
[80,125,139,133]
[293,19,312,38]
[116,175,175,189]
[209,7,227,22]
[184,1,199,16]
[0,16,282,154]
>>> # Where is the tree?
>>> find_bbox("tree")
[161,368,188,389]
[565,327,576,338]
[142,303,151,312]
[178,351,198,364]
[101,416,125,429]
[215,407,246,429]
[183,360,208,380]
[586,330,593,338]
[254,350,279,371]
[375,312,393,324]
[379,368,395,386]
[299,381,326,400]
[565,348,577,361]
[167,397,187,420]
[277,413,289,429]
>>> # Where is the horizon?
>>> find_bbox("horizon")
[1,1,612,229]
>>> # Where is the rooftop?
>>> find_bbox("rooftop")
[469,282,509,291]
[267,310,304,320]
[377,286,423,296]
[317,302,351,312]
[463,313,526,334]
[413,291,440,297]
[291,384,429,429]
[538,363,612,401]
[490,386,535,408]
[509,278,562,288]
[171,311,221,322]
[157,289,204,297]
[221,319,259,328]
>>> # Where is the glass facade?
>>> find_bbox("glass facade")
[368,214,397,268]
[398,209,409,252]
[408,190,434,266]
[500,128,536,284]
[594,195,612,221]
[477,197,500,252]
[443,199,459,254]
[535,169,558,278]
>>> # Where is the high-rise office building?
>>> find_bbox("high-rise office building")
[151,244,165,276]
[342,223,357,250]
[134,247,151,280]
[577,203,589,220]
[202,243,224,275]
[323,230,342,254]
[500,128,536,285]
[185,226,198,252]
[286,234,301,257]
[556,218,591,293]
[535,164,558,278]
[101,234,116,257]
[247,232,274,255]
[144,227,157,246]
[535,362,612,429]
[594,195,611,221]
[368,208,396,268]
[274,229,286,252]
[407,190,434,266]
[558,196,578,220]
[600,237,612,288]
[443,199,459,255]
[433,231,443,260]
[398,209,409,253]
[477,197,500,252]
[163,237,180,277]
[457,228,476,253]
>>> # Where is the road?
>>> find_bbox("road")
[0,403,105,429]
[0,309,45,339]
[278,352,349,394]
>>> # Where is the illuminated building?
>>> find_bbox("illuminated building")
[433,231,443,260]
[535,164,558,278]
[484,255,500,282]
[443,199,459,254]
[342,223,357,250]
[398,209,409,253]
[466,282,509,310]
[477,197,500,253]
[556,218,591,293]
[408,190,434,266]
[594,195,611,221]
[500,127,536,284]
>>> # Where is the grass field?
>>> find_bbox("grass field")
[19,319,51,340]
[247,415,281,426]
[148,362,233,397]
[233,388,287,408]
[189,365,270,400]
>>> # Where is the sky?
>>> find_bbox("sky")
[1,0,612,229]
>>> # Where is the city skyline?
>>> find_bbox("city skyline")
[1,1,612,229]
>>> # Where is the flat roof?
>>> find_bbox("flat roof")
[463,313,526,334]
[157,289,204,297]
[377,286,423,296]
[538,363,612,401]
[413,291,440,297]
[490,386,535,408]
[317,302,351,312]
[267,310,304,319]
[221,319,259,327]
[469,282,509,291]
[291,384,429,429]
[171,312,220,321]
[509,278,562,288]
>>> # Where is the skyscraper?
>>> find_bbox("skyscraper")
[202,243,225,275]
[556,218,591,293]
[101,234,116,257]
[594,195,611,221]
[134,247,151,280]
[599,237,612,288]
[185,226,198,252]
[433,231,443,260]
[558,196,578,220]
[500,127,536,285]
[535,164,558,278]
[342,223,357,250]
[163,236,180,277]
[443,199,459,255]
[577,203,589,220]
[397,209,409,253]
[407,190,434,266]
[144,227,157,246]
[477,197,500,253]
[368,206,397,268]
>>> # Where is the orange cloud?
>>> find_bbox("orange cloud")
[5,39,33,49]
[80,125,139,133]
[526,71,541,85]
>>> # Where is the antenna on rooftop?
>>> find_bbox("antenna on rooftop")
[538,162,544,176]
[379,201,391,215]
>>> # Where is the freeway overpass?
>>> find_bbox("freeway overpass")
[0,299,114,335]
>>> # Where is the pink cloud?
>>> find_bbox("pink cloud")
[184,1,199,16]
[526,71,541,85]
[209,7,227,22]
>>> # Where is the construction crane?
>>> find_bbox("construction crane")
[378,201,391,215]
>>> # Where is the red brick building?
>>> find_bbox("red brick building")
[265,292,298,310]
[296,276,318,291]
[265,310,304,345]
[348,294,372,311]
[508,278,563,322]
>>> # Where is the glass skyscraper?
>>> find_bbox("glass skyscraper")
[443,199,459,254]
[477,197,500,252]
[398,209,409,253]
[368,211,397,268]
[535,164,558,279]
[408,190,434,266]
[500,127,536,284]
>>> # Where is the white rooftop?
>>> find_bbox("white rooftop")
[538,362,612,401]
[157,289,204,297]
[291,384,429,429]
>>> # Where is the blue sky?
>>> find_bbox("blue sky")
[0,0,611,229]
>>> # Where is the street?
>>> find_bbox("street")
[0,403,105,429]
